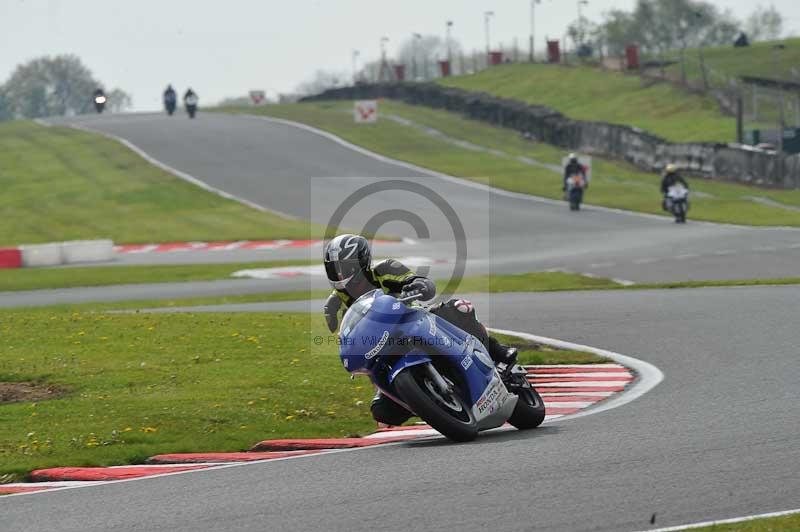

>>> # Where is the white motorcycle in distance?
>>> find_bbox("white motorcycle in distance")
[93,94,107,113]
[666,184,689,223]
[185,94,198,119]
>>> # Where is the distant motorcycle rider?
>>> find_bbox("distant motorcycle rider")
[163,84,177,114]
[183,88,198,105]
[563,153,587,192]
[323,234,518,426]
[660,164,689,211]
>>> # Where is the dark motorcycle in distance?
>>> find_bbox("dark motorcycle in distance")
[565,174,586,211]
[93,93,107,114]
[666,184,689,223]
[185,93,198,119]
[164,94,177,116]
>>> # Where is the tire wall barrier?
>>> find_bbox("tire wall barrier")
[3,240,114,269]
[20,243,63,267]
[60,239,114,264]
[302,83,800,188]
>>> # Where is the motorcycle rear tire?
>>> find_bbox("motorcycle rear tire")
[394,365,479,442]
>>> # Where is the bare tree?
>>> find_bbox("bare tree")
[2,55,102,118]
[745,5,784,42]
[396,34,463,79]
[106,88,132,113]
[217,95,254,107]
[601,9,638,56]
[294,69,349,97]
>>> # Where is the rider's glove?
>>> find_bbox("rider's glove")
[400,278,436,301]
[323,293,342,333]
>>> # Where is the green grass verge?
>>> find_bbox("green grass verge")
[680,512,800,531]
[0,309,371,481]
[438,63,735,142]
[0,307,599,482]
[13,269,800,313]
[658,38,800,88]
[0,260,317,292]
[28,271,616,312]
[218,100,800,226]
[0,121,313,247]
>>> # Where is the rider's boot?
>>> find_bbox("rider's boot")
[486,336,518,367]
[371,391,413,427]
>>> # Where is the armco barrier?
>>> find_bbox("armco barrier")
[0,248,22,269]
[19,243,63,267]
[60,240,114,264]
[302,83,800,188]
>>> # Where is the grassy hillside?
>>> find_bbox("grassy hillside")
[218,101,800,226]
[0,121,312,246]
[659,38,800,84]
[438,63,735,143]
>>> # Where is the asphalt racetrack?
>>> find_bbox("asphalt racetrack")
[2,112,799,531]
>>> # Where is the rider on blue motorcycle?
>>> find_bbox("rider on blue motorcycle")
[323,234,518,426]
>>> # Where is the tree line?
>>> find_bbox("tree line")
[580,0,783,58]
[292,0,787,96]
[0,55,132,121]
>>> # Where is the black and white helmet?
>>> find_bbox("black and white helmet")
[323,234,372,290]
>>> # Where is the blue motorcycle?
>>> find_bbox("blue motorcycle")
[339,289,546,442]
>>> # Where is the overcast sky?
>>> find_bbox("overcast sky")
[2,0,799,110]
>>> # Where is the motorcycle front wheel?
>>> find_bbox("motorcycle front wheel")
[394,364,478,442]
[508,385,546,429]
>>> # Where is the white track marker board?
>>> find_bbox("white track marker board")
[354,100,378,123]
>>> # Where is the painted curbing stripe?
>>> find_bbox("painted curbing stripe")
[529,372,633,378]
[527,367,630,374]
[532,381,631,388]
[492,328,664,422]
[543,407,582,415]
[540,395,607,402]
[30,465,212,482]
[0,486,53,494]
[540,391,615,397]
[147,451,322,464]
[543,401,597,409]
[529,376,633,383]
[526,364,626,368]
[533,386,627,393]
[635,506,800,532]
[250,436,417,451]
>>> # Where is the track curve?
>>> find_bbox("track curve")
[2,112,798,531]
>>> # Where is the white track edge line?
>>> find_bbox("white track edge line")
[64,123,300,222]
[635,506,800,532]
[2,329,661,500]
[489,328,664,422]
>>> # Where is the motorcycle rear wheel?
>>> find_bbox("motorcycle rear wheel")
[395,364,478,442]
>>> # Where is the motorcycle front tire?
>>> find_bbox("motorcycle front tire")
[508,385,546,429]
[394,365,478,442]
